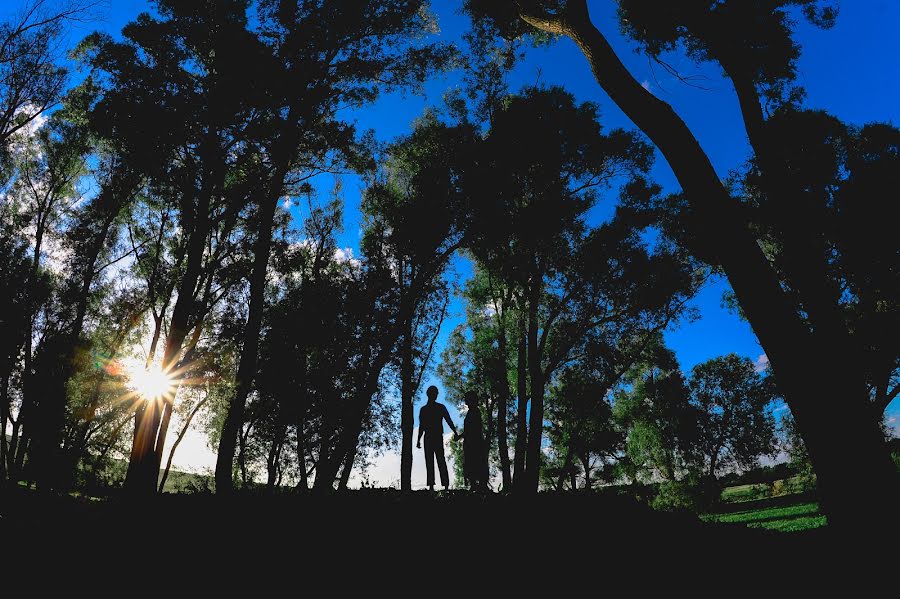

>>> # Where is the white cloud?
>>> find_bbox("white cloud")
[754,354,770,373]
[333,246,358,265]
[8,103,48,153]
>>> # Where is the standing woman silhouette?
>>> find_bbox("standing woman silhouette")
[462,391,489,491]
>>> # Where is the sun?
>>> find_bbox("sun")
[127,362,176,401]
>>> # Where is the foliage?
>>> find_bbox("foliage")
[689,354,779,477]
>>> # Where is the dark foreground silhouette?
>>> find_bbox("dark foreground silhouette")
[4,484,883,582]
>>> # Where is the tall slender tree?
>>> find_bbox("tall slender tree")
[215,0,455,494]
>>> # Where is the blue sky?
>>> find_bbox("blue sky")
[80,1,899,477]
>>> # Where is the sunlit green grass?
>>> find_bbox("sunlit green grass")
[703,500,827,532]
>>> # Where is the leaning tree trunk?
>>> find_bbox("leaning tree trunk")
[126,156,215,495]
[338,443,356,491]
[266,422,287,492]
[150,321,204,481]
[29,170,138,490]
[214,171,283,494]
[516,0,898,529]
[158,395,208,493]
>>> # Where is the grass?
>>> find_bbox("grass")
[703,500,827,532]
[705,477,826,533]
[721,482,771,503]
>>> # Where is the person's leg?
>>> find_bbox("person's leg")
[424,438,435,489]
[435,440,449,489]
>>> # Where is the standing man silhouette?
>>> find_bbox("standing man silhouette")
[417,385,458,491]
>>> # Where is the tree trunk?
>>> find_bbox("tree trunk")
[518,1,898,528]
[494,328,512,491]
[556,448,574,492]
[524,286,544,493]
[28,181,135,490]
[151,320,204,480]
[266,425,286,492]
[124,311,165,492]
[158,396,207,493]
[7,419,20,480]
[127,153,215,495]
[0,373,8,484]
[296,411,308,491]
[314,338,381,493]
[238,422,249,487]
[215,179,282,493]
[12,432,28,482]
[338,443,356,491]
[400,305,415,492]
[580,455,591,490]
[513,313,528,487]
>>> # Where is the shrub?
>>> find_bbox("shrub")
[651,472,719,512]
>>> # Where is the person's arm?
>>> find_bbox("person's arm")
[443,405,459,439]
[417,407,425,448]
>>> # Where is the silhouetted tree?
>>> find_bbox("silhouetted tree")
[688,354,778,479]
[465,0,897,527]
[465,86,697,492]
[544,362,623,491]
[613,340,700,486]
[361,115,473,491]
[0,0,95,166]
[214,0,455,494]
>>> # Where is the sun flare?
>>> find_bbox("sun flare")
[126,362,175,401]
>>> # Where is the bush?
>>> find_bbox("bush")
[651,472,719,513]
[74,453,127,494]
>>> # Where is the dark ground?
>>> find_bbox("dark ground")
[0,485,890,588]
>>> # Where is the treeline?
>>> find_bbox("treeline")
[0,0,897,531]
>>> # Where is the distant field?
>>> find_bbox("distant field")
[706,477,826,533]
[159,469,213,494]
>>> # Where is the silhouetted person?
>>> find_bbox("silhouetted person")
[462,391,489,491]
[417,385,457,490]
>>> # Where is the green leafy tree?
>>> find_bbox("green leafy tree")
[544,363,623,491]
[465,86,698,492]
[465,0,898,527]
[613,341,699,486]
[688,354,778,478]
